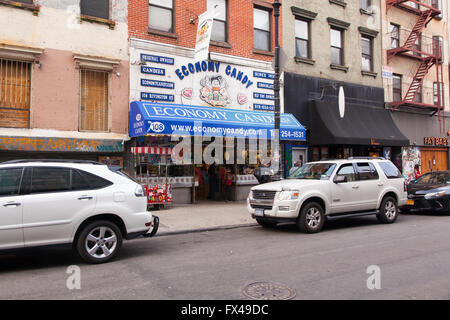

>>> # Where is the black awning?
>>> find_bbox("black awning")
[309,100,409,147]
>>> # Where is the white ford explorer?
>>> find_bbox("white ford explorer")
[248,158,407,233]
[0,160,154,263]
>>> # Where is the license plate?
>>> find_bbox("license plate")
[254,209,264,217]
[406,200,414,205]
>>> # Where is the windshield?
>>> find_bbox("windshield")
[288,163,337,180]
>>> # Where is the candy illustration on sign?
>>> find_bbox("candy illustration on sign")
[182,88,193,100]
[237,94,248,105]
[199,75,231,107]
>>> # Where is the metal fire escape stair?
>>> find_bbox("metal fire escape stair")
[386,0,443,117]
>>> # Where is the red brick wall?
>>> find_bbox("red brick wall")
[128,0,282,62]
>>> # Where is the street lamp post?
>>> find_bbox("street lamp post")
[272,0,282,178]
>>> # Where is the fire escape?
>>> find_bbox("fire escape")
[386,0,443,117]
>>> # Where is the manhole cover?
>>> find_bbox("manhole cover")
[243,282,296,300]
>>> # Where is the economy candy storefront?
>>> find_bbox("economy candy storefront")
[129,102,306,205]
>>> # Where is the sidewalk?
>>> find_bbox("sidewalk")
[153,200,257,236]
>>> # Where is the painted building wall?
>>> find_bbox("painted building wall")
[282,0,383,88]
[381,0,449,110]
[0,0,129,139]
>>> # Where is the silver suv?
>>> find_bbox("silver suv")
[248,158,407,233]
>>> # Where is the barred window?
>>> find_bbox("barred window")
[0,59,31,128]
[80,69,109,132]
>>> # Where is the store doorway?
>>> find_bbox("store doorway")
[421,148,449,174]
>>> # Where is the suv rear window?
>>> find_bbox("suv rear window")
[78,170,113,189]
[378,161,402,179]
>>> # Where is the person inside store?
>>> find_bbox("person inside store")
[208,163,217,200]
[255,161,274,184]
[223,165,234,201]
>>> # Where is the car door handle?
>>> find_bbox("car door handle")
[78,196,93,201]
[3,202,21,208]
[378,183,384,186]
[352,185,359,189]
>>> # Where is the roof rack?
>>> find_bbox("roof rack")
[347,157,386,160]
[1,159,104,165]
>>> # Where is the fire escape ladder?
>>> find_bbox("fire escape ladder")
[403,58,435,102]
[403,10,433,51]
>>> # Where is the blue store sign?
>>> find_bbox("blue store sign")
[130,102,306,141]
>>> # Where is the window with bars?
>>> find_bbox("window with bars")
[0,59,31,128]
[80,70,109,132]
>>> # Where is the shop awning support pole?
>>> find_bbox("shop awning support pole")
[273,0,282,178]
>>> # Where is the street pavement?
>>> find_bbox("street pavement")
[1,211,450,300]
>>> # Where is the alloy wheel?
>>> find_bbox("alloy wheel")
[85,226,118,259]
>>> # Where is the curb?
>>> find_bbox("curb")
[155,222,258,237]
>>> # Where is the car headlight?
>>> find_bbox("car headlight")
[278,190,300,201]
[424,191,446,200]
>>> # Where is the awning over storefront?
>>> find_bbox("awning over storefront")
[130,102,306,141]
[309,100,409,147]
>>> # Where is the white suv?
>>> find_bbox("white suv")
[0,160,153,263]
[248,158,407,233]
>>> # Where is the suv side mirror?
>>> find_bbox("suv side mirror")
[334,175,347,184]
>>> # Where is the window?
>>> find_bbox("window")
[432,0,442,18]
[361,35,373,72]
[433,36,443,60]
[393,74,402,101]
[413,35,421,57]
[378,161,402,179]
[149,0,174,33]
[79,170,113,189]
[390,24,400,49]
[80,69,109,132]
[330,28,343,65]
[208,0,227,42]
[31,168,71,194]
[0,59,31,128]
[16,0,34,3]
[356,163,379,181]
[434,82,444,106]
[409,1,419,9]
[360,0,371,11]
[295,19,310,59]
[254,7,271,51]
[80,0,110,20]
[0,168,23,197]
[414,85,422,103]
[336,164,357,182]
[71,170,91,191]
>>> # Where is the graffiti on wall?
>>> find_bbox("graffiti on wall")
[402,147,421,183]
[0,137,124,153]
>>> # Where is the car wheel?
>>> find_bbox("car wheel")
[377,196,398,224]
[256,218,277,228]
[297,202,325,233]
[76,220,123,264]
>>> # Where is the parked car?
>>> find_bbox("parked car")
[402,171,450,214]
[248,158,407,233]
[0,160,154,264]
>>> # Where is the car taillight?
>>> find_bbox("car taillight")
[135,184,146,197]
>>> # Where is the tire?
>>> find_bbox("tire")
[75,220,123,264]
[297,202,325,233]
[256,218,277,228]
[377,196,398,224]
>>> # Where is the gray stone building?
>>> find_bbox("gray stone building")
[281,0,408,169]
